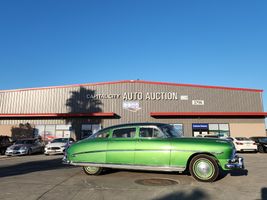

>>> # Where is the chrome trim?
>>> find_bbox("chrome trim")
[72,149,224,156]
[69,162,186,172]
[225,155,244,169]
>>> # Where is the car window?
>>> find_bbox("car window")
[112,128,136,138]
[159,125,182,138]
[139,127,165,138]
[96,130,110,138]
[259,138,267,143]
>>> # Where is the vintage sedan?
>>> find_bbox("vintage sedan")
[63,123,244,182]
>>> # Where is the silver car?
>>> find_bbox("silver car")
[5,139,44,156]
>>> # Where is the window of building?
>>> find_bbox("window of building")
[112,128,136,138]
[192,123,230,137]
[208,123,230,137]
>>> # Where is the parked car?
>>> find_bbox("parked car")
[45,138,75,155]
[228,137,257,152]
[249,137,267,153]
[63,123,244,182]
[5,138,44,156]
[0,136,13,155]
[196,134,220,138]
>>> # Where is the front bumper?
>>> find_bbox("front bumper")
[62,155,71,164]
[225,155,244,169]
[5,149,27,156]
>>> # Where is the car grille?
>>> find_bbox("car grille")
[48,147,61,150]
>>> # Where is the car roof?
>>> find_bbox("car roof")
[100,122,169,132]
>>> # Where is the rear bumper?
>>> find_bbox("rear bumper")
[225,155,244,169]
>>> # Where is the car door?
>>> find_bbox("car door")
[30,140,39,153]
[134,126,171,166]
[106,127,137,165]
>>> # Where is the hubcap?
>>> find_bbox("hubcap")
[85,166,99,174]
[193,159,214,180]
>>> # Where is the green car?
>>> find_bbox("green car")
[63,123,244,182]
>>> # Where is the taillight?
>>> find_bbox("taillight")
[235,142,243,145]
[253,142,256,145]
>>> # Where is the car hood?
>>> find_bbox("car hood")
[46,142,66,148]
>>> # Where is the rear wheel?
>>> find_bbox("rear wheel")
[83,166,103,175]
[0,148,5,155]
[189,154,219,182]
[258,146,265,153]
[28,149,32,155]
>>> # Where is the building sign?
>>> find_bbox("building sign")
[86,94,120,99]
[123,101,141,112]
[192,100,205,105]
[192,124,209,129]
[87,92,190,101]
[180,95,188,100]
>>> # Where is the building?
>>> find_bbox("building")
[0,80,266,140]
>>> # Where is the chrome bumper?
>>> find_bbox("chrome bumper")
[225,155,244,169]
[62,155,71,164]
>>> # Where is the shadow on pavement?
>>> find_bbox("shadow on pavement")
[154,189,209,200]
[0,157,69,178]
[217,168,248,181]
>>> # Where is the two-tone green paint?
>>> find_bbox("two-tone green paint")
[66,123,234,171]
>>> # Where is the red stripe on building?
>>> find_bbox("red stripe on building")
[150,112,267,117]
[0,112,116,118]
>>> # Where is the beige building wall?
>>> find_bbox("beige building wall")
[0,125,13,136]
[230,123,266,137]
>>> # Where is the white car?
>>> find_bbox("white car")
[44,138,74,155]
[229,137,257,152]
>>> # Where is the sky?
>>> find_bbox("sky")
[0,1,267,114]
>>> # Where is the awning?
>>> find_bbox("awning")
[150,112,267,118]
[0,112,117,118]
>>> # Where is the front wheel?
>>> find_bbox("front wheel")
[83,166,103,175]
[189,154,219,182]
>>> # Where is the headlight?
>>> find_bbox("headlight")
[61,145,66,148]
[6,147,11,150]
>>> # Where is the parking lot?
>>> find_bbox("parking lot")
[0,153,266,200]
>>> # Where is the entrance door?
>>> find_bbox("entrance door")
[192,124,209,137]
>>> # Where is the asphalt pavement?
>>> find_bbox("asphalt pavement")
[0,153,266,200]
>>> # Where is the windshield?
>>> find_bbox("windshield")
[159,124,182,138]
[15,140,34,144]
[259,137,267,143]
[51,138,69,143]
